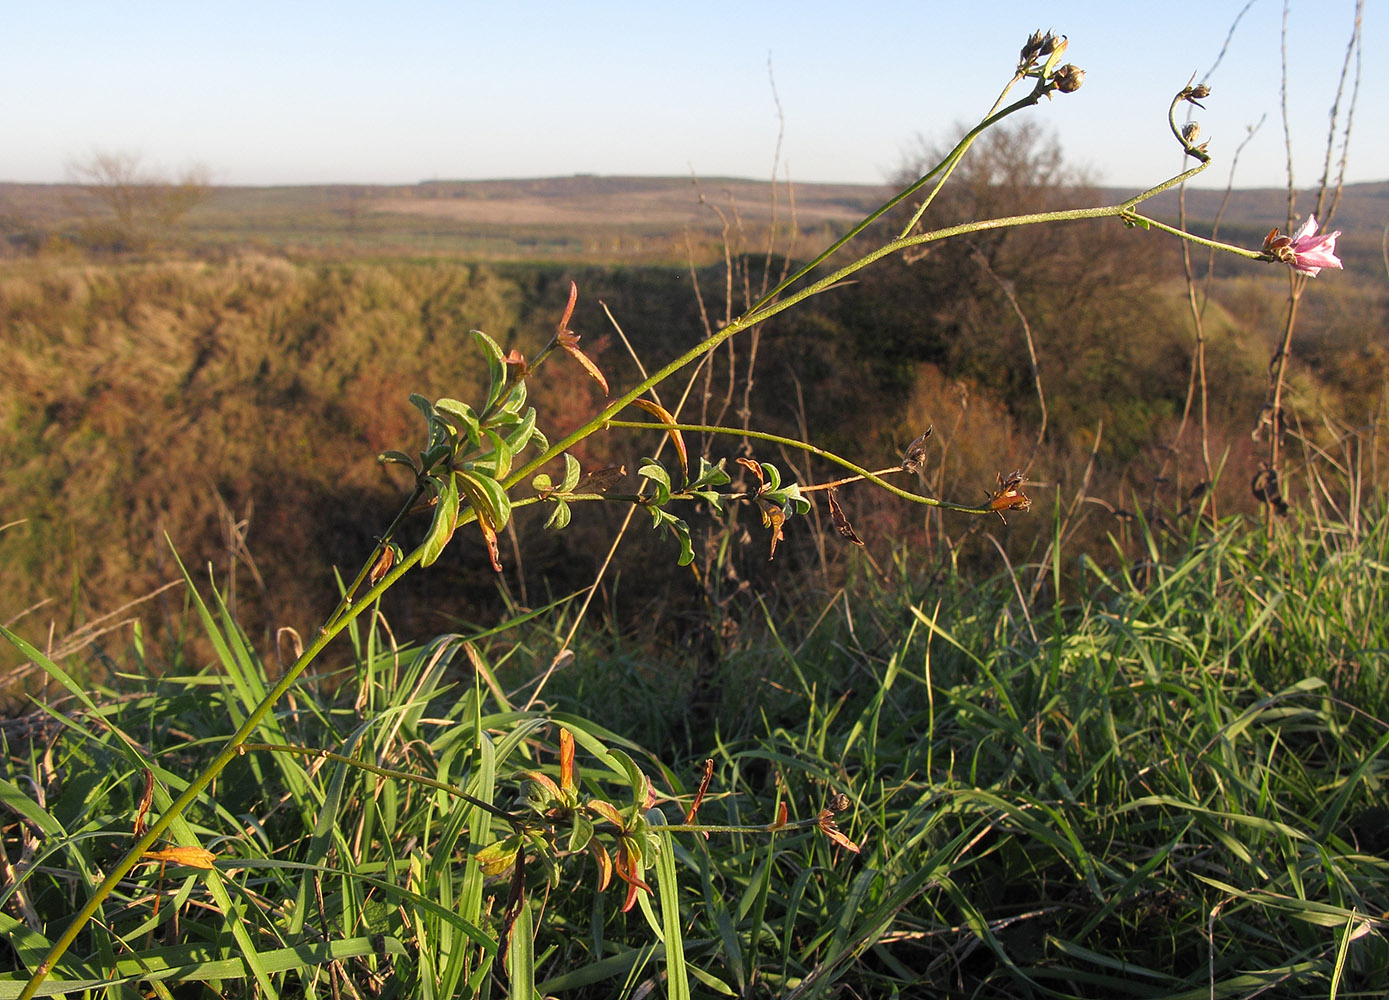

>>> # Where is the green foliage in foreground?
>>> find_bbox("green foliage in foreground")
[3,505,1387,998]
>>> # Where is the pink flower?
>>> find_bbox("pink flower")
[1284,215,1342,276]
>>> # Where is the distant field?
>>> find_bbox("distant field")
[1,175,892,264]
[373,176,891,227]
[4,174,1385,266]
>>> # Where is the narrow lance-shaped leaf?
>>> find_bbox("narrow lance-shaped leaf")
[456,470,511,573]
[472,329,509,412]
[559,728,577,797]
[630,398,688,481]
[435,397,482,448]
[141,845,218,869]
[420,474,461,567]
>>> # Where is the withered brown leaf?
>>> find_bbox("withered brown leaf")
[827,488,865,545]
[630,398,688,480]
[759,501,786,560]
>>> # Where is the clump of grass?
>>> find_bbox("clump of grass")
[4,501,1387,997]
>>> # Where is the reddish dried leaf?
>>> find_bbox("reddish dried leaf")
[586,798,625,829]
[630,398,688,480]
[559,334,609,396]
[478,517,503,573]
[614,843,652,913]
[134,769,154,837]
[759,501,786,560]
[368,544,395,586]
[501,841,527,960]
[590,839,613,892]
[987,470,1032,522]
[559,727,577,796]
[817,811,861,853]
[142,846,217,870]
[684,758,714,828]
[735,457,766,492]
[557,280,579,335]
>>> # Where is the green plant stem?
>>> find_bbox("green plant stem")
[896,72,1044,240]
[507,162,1246,499]
[20,489,431,999]
[604,420,987,511]
[16,78,1273,998]
[1125,212,1262,259]
[751,76,1052,319]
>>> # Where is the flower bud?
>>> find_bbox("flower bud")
[1020,30,1047,63]
[1178,83,1211,110]
[1052,64,1084,93]
[1181,122,1202,145]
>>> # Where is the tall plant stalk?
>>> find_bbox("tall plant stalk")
[8,33,1334,998]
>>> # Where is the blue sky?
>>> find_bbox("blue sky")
[3,1,1378,191]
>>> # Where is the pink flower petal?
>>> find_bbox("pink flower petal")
[1287,215,1342,276]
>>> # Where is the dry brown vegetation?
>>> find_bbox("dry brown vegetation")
[3,169,1386,699]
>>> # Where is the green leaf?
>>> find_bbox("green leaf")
[420,441,453,473]
[501,376,529,415]
[670,517,694,566]
[377,449,419,471]
[408,392,436,423]
[544,499,572,531]
[561,453,582,492]
[691,457,730,490]
[506,898,535,1000]
[473,428,514,480]
[472,329,508,411]
[646,509,693,566]
[608,749,650,817]
[691,490,725,513]
[502,407,538,454]
[781,484,811,516]
[435,397,481,448]
[456,469,512,531]
[651,818,692,1000]
[420,474,460,567]
[568,813,595,854]
[476,836,521,877]
[638,460,672,506]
